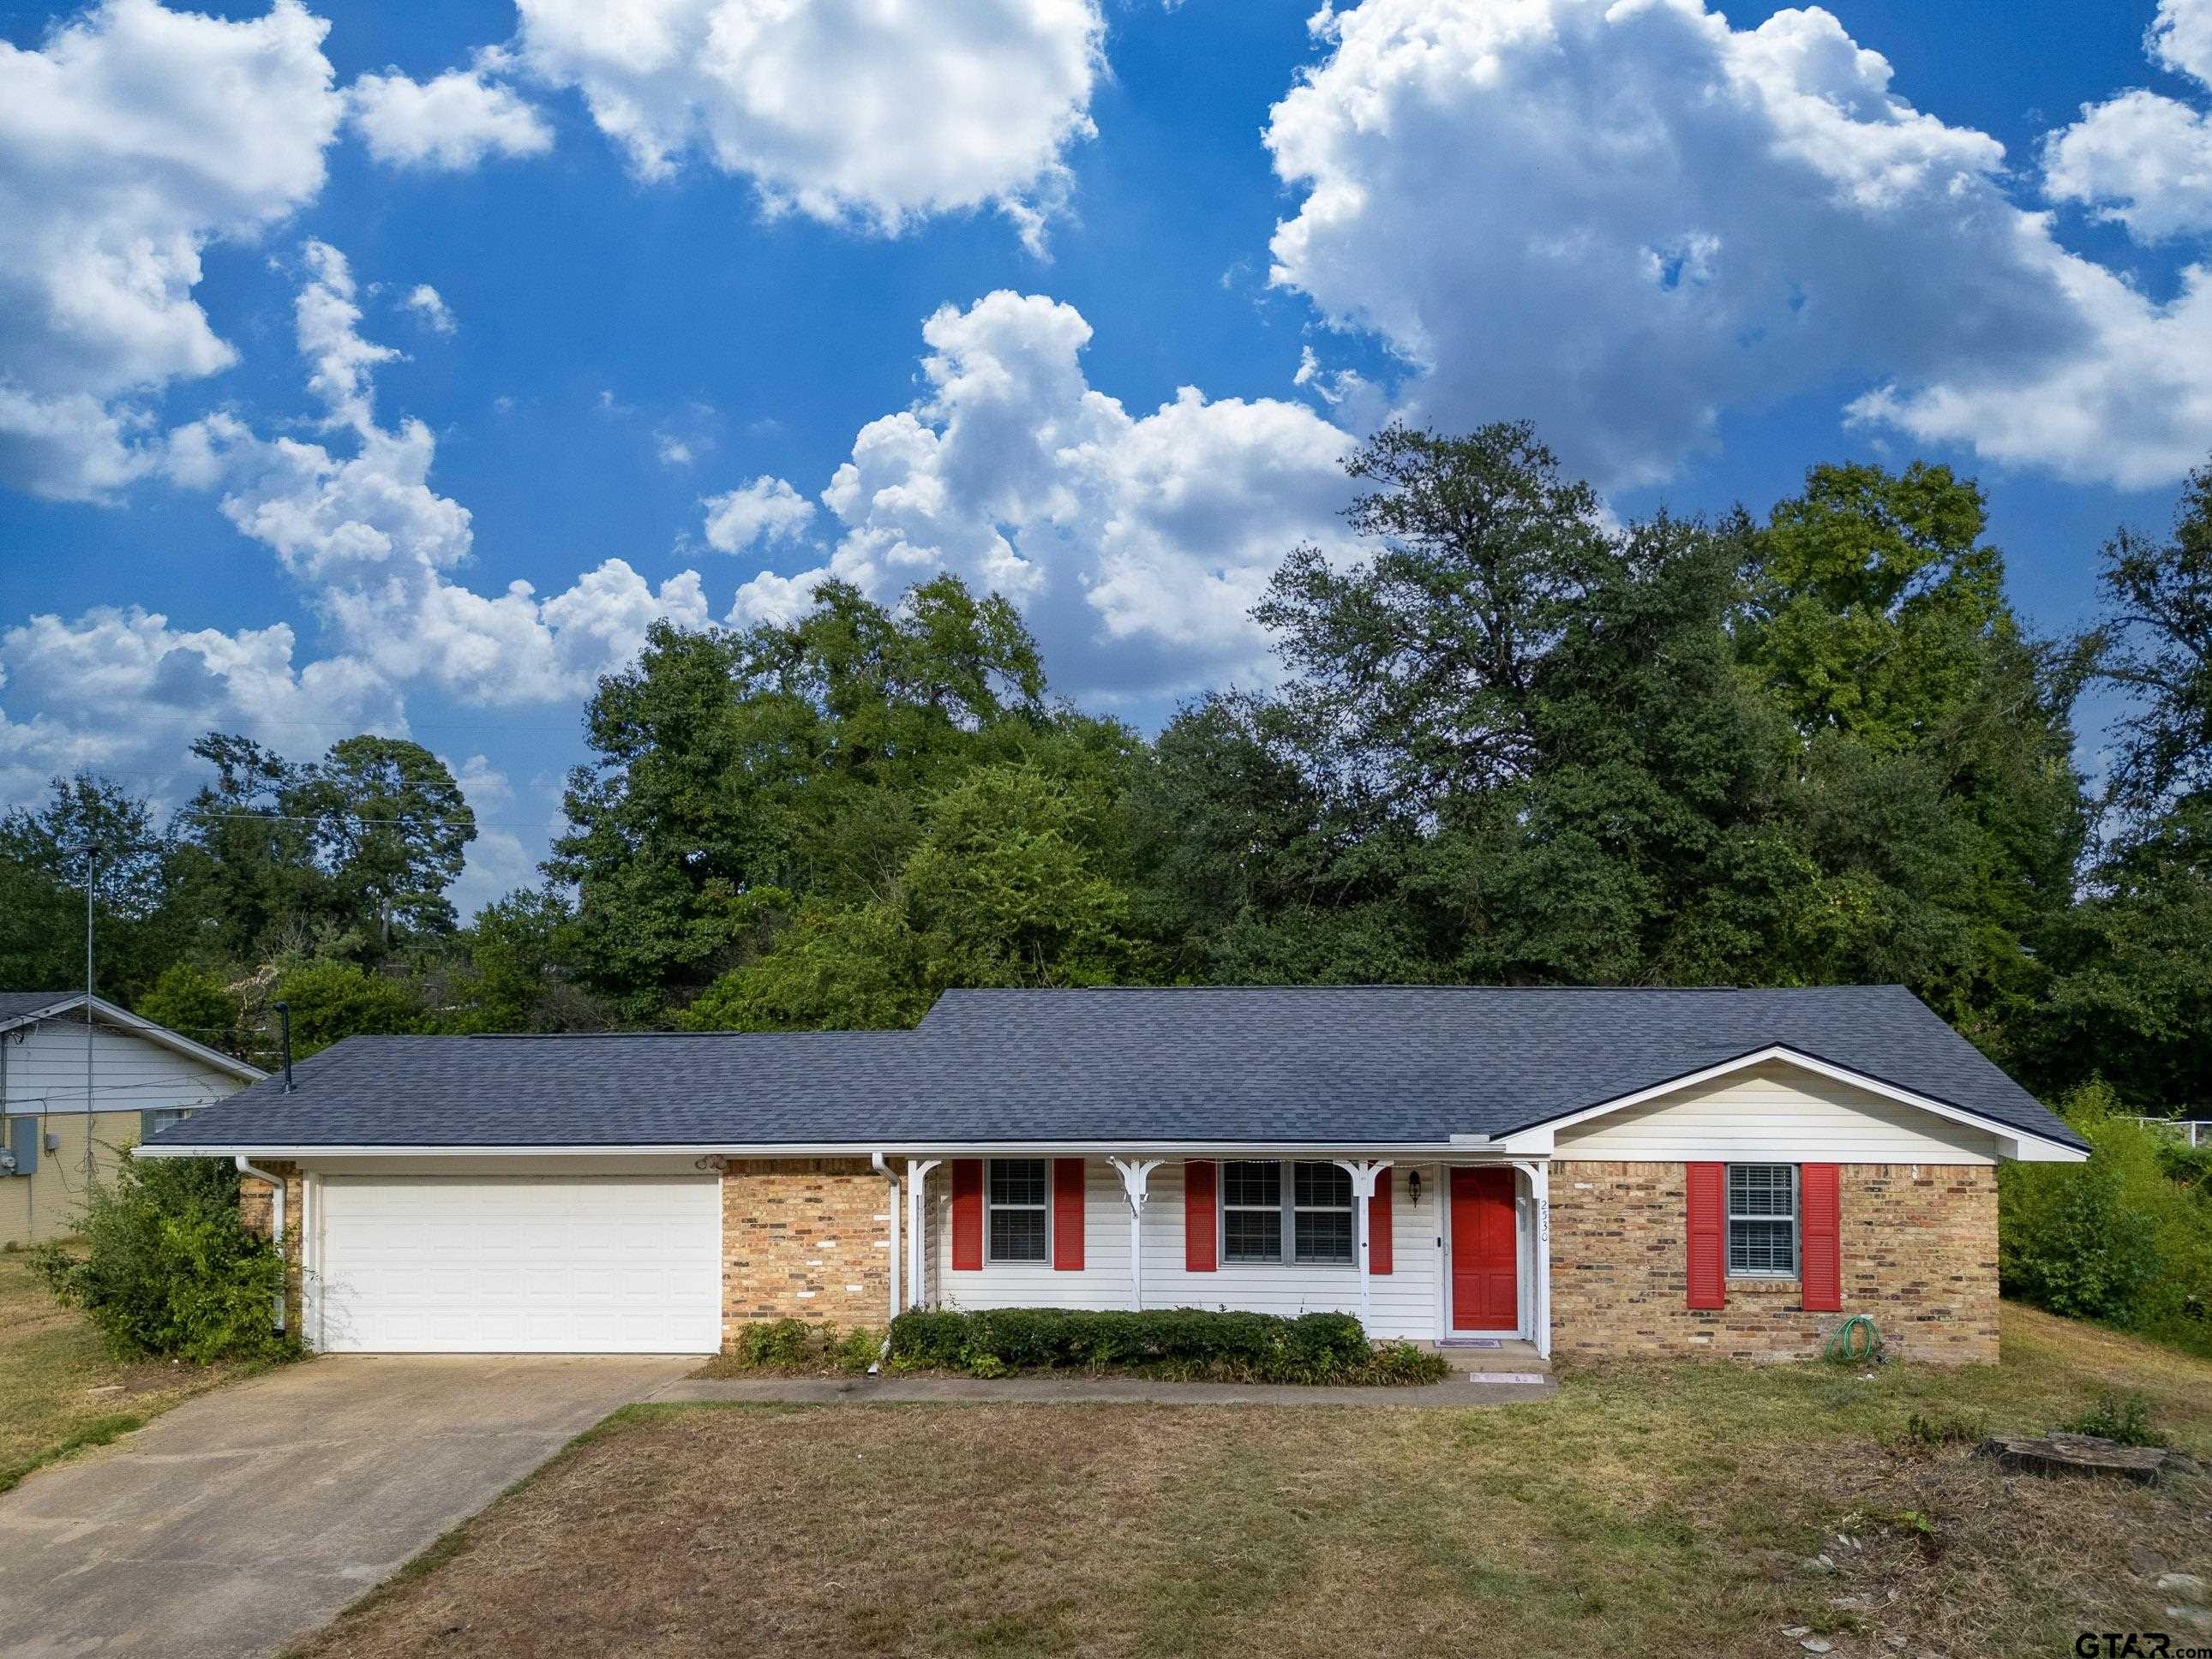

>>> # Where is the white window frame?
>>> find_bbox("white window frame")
[985,1157,1051,1265]
[1292,1161,1354,1266]
[1726,1163,1797,1279]
[1220,1159,1283,1264]
[1216,1160,1356,1269]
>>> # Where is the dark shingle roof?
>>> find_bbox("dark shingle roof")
[147,985,2083,1153]
[0,991,81,1025]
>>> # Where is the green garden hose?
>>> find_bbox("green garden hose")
[1825,1314,1884,1364]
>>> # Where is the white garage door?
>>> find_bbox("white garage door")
[316,1176,722,1353]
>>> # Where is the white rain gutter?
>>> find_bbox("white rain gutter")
[235,1156,287,1336]
[871,1152,900,1367]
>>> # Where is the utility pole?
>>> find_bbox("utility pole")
[84,842,99,1185]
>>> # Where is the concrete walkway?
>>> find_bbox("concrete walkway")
[0,1353,695,1659]
[655,1372,1558,1406]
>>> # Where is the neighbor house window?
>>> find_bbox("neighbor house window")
[987,1159,1049,1263]
[1293,1161,1354,1263]
[147,1108,193,1135]
[1221,1161,1282,1262]
[1727,1164,1796,1276]
[1220,1161,1355,1266]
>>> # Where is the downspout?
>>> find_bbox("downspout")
[236,1156,288,1337]
[871,1153,901,1371]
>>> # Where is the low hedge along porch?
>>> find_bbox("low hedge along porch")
[888,1308,1449,1382]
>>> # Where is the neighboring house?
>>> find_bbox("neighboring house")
[140,985,2086,1365]
[3,992,267,1248]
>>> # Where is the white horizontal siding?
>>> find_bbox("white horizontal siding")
[3,1015,244,1115]
[930,1159,1451,1342]
[1551,1060,2000,1165]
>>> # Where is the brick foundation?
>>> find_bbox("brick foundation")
[719,1158,891,1346]
[1549,1161,1999,1365]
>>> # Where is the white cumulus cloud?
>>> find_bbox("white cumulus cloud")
[1263,0,2212,491]
[0,605,399,811]
[722,290,1358,696]
[347,56,554,171]
[702,476,817,551]
[404,284,458,333]
[174,244,710,707]
[2045,0,2212,243]
[511,0,1103,249]
[0,0,342,500]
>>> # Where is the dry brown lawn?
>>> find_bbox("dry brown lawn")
[294,1304,2212,1659]
[0,1246,243,1492]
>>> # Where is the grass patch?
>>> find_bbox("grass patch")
[0,1247,243,1493]
[286,1303,2212,1659]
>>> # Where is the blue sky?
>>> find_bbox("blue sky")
[0,0,2203,910]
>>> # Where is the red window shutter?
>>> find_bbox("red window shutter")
[1800,1163,1842,1313]
[1052,1158,1086,1271]
[1370,1167,1394,1275]
[1184,1160,1217,1273]
[1685,1162,1726,1310]
[950,1159,984,1272]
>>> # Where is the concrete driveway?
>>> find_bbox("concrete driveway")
[0,1354,697,1659]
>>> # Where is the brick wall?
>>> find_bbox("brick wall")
[719,1158,891,1345]
[1549,1161,1999,1365]
[237,1160,304,1335]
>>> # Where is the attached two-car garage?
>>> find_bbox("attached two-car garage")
[313,1175,722,1354]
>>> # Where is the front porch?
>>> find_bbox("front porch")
[875,1153,1555,1357]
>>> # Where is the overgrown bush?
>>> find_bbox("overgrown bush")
[1999,1081,2212,1351]
[2058,1391,2169,1447]
[886,1307,1450,1385]
[30,1154,293,1365]
[725,1318,878,1375]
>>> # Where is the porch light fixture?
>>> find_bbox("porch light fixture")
[1406,1170,1423,1204]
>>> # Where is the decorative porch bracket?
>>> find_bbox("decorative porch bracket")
[903,1159,941,1313]
[1331,1159,1394,1331]
[1506,1159,1552,1358]
[1106,1158,1164,1312]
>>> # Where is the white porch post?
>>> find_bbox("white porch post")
[1332,1159,1392,1332]
[1106,1158,1163,1312]
[905,1159,940,1311]
[1508,1159,1551,1358]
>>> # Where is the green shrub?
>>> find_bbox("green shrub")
[1999,1081,2210,1345]
[2057,1392,2169,1447]
[31,1154,293,1365]
[885,1307,1449,1385]
[726,1320,879,1375]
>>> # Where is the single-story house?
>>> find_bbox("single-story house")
[139,985,2086,1364]
[3,991,267,1247]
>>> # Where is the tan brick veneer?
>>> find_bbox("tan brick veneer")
[719,1157,891,1347]
[237,1160,304,1334]
[1549,1161,1999,1365]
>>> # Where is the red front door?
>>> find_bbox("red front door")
[1450,1167,1518,1332]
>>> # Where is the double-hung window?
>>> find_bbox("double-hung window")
[1221,1161,1283,1263]
[1219,1161,1355,1266]
[1727,1164,1796,1277]
[1292,1162,1353,1263]
[986,1159,1049,1263]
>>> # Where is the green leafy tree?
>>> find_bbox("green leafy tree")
[171,734,475,961]
[0,775,182,999]
[683,765,1142,1030]
[272,961,423,1057]
[423,889,614,1033]
[551,575,1131,1015]
[135,962,247,1058]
